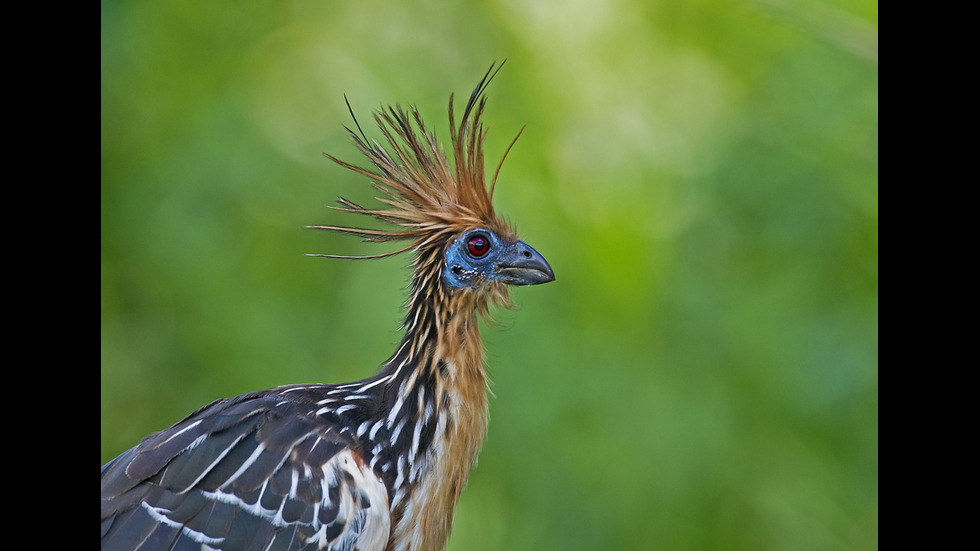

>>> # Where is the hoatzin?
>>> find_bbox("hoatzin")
[101,64,555,551]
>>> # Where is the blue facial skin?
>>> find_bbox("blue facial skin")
[442,229,505,289]
[442,229,555,290]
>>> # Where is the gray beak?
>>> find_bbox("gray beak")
[496,240,555,286]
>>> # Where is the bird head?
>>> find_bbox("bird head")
[310,64,554,312]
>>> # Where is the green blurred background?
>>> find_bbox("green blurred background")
[101,1,877,549]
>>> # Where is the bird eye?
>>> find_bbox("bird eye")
[467,235,489,257]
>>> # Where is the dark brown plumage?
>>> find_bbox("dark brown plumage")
[101,64,554,551]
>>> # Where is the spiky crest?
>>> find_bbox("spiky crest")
[308,63,521,263]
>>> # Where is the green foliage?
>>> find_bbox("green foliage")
[102,0,877,549]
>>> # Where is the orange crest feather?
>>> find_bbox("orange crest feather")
[309,63,521,260]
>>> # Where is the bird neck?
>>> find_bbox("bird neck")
[377,266,491,549]
[385,258,490,395]
[382,271,490,444]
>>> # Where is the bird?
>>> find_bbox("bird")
[101,63,555,551]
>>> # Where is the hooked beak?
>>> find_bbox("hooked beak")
[496,240,555,286]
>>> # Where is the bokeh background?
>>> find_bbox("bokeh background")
[101,1,877,549]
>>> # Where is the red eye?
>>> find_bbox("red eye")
[467,235,489,257]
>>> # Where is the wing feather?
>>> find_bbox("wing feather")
[101,390,390,551]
